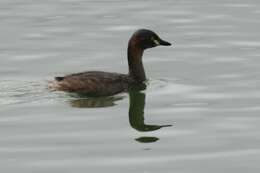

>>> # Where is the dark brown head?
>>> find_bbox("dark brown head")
[130,29,171,50]
[127,29,171,82]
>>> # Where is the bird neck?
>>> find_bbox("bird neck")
[127,38,146,83]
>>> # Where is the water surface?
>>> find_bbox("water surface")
[1,0,260,172]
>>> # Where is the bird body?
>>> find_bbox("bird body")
[50,71,132,96]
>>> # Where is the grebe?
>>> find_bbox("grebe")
[49,29,171,96]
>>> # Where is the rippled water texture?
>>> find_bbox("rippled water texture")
[1,0,260,172]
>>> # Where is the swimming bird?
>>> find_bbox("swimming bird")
[49,29,171,96]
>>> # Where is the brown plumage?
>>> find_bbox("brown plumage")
[50,71,132,96]
[49,29,171,96]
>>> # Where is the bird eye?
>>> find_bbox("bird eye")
[151,37,160,45]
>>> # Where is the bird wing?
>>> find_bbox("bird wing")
[53,71,129,96]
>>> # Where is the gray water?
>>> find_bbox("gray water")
[1,0,260,172]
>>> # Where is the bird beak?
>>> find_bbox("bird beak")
[158,38,171,46]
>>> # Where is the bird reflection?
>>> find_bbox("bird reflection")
[128,87,172,132]
[135,136,159,143]
[69,84,172,143]
[69,94,124,108]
